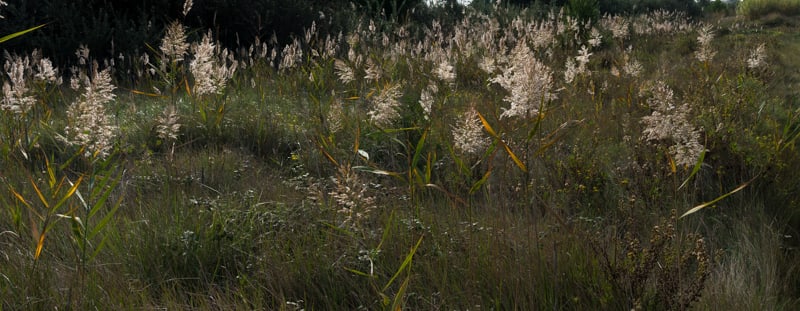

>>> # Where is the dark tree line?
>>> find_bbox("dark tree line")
[0,0,707,69]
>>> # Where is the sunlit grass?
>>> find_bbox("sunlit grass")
[1,3,800,310]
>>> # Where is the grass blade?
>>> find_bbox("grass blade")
[680,175,757,218]
[34,231,46,260]
[476,112,526,172]
[29,177,49,210]
[382,235,423,292]
[679,149,706,190]
[0,24,46,43]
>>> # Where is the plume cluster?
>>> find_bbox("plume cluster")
[640,81,705,168]
[65,65,118,159]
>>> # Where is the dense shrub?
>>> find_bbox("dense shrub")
[737,0,800,19]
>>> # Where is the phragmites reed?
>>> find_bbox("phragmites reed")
[329,164,376,229]
[156,105,181,141]
[491,41,556,119]
[418,82,437,120]
[452,107,489,155]
[326,100,344,134]
[334,59,355,84]
[364,58,383,83]
[747,43,767,69]
[0,1,6,19]
[278,38,302,71]
[160,21,189,62]
[640,81,705,168]
[601,14,630,40]
[190,31,237,96]
[435,59,456,85]
[2,54,35,114]
[64,64,118,159]
[1,50,60,114]
[695,24,716,64]
[565,45,593,83]
[367,82,403,128]
[182,0,193,17]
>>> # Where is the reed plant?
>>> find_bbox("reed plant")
[2,1,800,309]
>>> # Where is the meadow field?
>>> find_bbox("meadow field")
[1,0,800,309]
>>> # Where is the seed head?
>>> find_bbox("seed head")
[160,21,189,62]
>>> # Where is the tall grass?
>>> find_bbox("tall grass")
[1,2,800,309]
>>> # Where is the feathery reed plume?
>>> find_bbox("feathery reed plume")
[278,38,302,71]
[601,14,629,40]
[695,24,716,64]
[364,58,382,83]
[156,105,181,141]
[491,42,556,119]
[368,82,403,127]
[2,54,35,114]
[329,164,375,229]
[327,100,343,134]
[1,50,59,114]
[453,107,489,155]
[565,45,592,83]
[633,10,693,35]
[747,43,766,69]
[30,49,59,84]
[418,82,437,120]
[190,31,236,96]
[588,27,603,47]
[65,64,118,159]
[435,59,456,85]
[334,59,355,84]
[182,0,193,17]
[641,81,705,168]
[622,47,643,78]
[160,21,189,62]
[76,44,90,66]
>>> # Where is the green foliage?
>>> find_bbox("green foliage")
[567,0,600,24]
[737,0,800,19]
